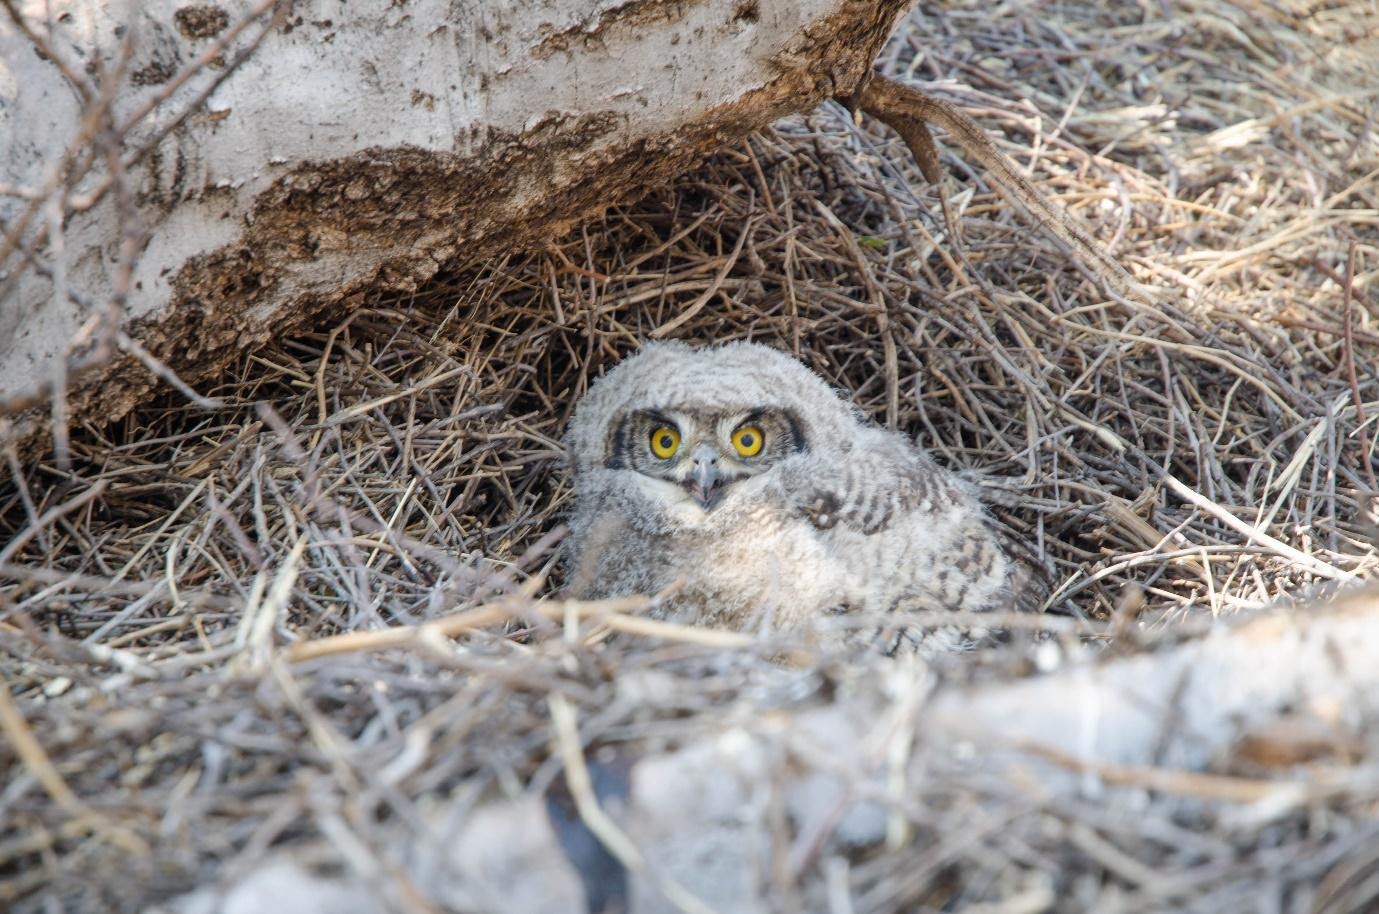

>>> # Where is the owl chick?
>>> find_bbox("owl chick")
[563,341,1015,653]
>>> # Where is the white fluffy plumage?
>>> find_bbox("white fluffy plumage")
[563,341,1014,652]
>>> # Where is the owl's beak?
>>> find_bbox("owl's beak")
[685,444,724,509]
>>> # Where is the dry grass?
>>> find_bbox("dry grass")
[2,1,1378,912]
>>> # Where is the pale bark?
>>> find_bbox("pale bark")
[0,0,909,454]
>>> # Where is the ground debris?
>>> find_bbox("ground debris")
[2,1,1378,911]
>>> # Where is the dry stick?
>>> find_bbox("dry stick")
[1,436,47,552]
[0,2,117,269]
[650,216,756,338]
[953,293,1351,581]
[622,211,715,274]
[549,693,721,914]
[0,0,284,419]
[0,562,231,603]
[117,332,226,411]
[4,59,130,432]
[1159,472,1350,582]
[590,613,755,648]
[1015,741,1331,805]
[0,480,108,567]
[845,91,967,257]
[287,594,656,663]
[1072,414,1351,582]
[1338,241,1379,493]
[0,682,149,855]
[1310,836,1379,914]
[254,402,526,597]
[0,1,95,102]
[1272,315,1379,348]
[854,74,1144,301]
[285,576,751,662]
[1311,254,1378,312]
[1044,407,1351,581]
[813,200,900,428]
[549,243,613,282]
[310,312,361,450]
[315,365,469,428]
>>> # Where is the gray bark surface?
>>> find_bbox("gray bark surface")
[1,0,909,454]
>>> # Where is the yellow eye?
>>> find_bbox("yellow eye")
[732,425,764,457]
[649,426,680,459]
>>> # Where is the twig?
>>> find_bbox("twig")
[1159,471,1351,582]
[1016,740,1328,805]
[1338,241,1378,493]
[651,217,756,338]
[117,332,227,411]
[0,480,107,566]
[549,693,720,914]
[0,682,149,855]
[287,594,656,663]
[852,73,1144,300]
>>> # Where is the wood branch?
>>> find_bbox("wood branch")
[854,73,1146,301]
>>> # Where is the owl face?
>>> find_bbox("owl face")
[605,406,806,510]
[567,342,862,529]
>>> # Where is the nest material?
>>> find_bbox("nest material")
[2,1,1378,912]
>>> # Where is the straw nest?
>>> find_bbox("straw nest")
[2,1,1377,912]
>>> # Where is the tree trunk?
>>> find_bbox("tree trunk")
[0,0,909,455]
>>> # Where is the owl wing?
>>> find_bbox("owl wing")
[792,432,967,536]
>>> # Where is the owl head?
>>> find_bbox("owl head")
[566,341,861,521]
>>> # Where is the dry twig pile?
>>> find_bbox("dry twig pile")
[2,2,1378,912]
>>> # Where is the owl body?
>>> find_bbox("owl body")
[564,342,1012,652]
